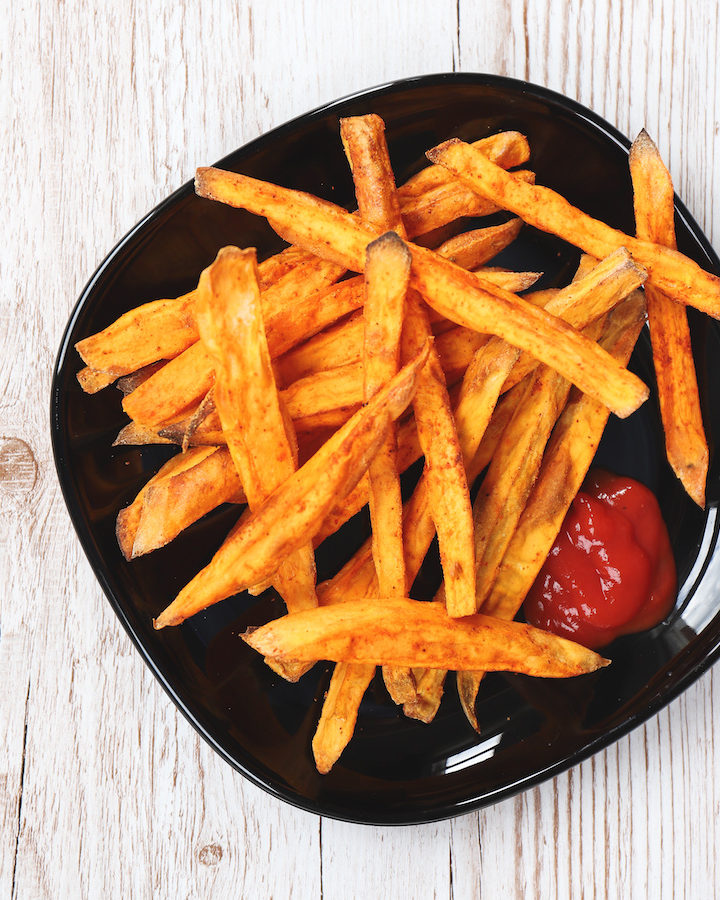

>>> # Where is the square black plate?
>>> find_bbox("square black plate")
[51,73,720,824]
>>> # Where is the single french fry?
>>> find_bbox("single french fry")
[180,388,215,453]
[196,166,648,418]
[195,247,318,633]
[116,446,219,558]
[281,362,365,422]
[399,170,535,237]
[311,662,376,774]
[403,668,447,724]
[121,447,243,558]
[122,340,215,426]
[77,366,118,393]
[364,233,414,703]
[402,292,475,617]
[435,219,523,270]
[276,311,365,384]
[243,598,610,675]
[426,138,720,318]
[397,131,530,199]
[76,291,198,379]
[113,421,175,446]
[115,362,168,396]
[362,232,410,594]
[341,114,405,231]
[343,114,475,621]
[341,114,417,704]
[470,268,540,292]
[153,340,430,629]
[629,130,708,506]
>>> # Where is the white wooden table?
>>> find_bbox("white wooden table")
[3,1,719,897]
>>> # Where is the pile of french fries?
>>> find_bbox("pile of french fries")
[76,115,716,773]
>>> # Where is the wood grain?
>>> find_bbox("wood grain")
[1,0,718,897]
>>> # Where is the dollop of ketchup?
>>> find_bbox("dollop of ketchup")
[523,468,676,649]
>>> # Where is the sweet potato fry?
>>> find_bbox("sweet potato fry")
[122,340,214,426]
[343,113,475,621]
[276,311,365,384]
[402,293,475,618]
[153,340,430,629]
[435,219,522,270]
[76,366,118,393]
[118,446,243,559]
[403,668,447,724]
[312,662,376,775]
[362,232,410,594]
[426,138,720,318]
[113,421,175,446]
[196,166,648,418]
[116,446,221,558]
[281,362,365,421]
[76,291,198,379]
[195,246,318,637]
[341,114,418,702]
[629,130,708,506]
[243,598,610,675]
[399,170,535,237]
[364,232,414,703]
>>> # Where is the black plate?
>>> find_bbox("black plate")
[51,73,720,825]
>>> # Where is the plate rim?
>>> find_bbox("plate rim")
[50,70,720,825]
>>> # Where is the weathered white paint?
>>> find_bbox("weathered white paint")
[2,0,719,897]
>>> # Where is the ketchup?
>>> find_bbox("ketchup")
[523,469,676,649]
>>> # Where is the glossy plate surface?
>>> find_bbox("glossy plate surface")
[51,73,720,824]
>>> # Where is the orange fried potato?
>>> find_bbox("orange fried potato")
[362,232,410,598]
[311,662,376,775]
[195,248,318,620]
[341,113,417,701]
[400,170,535,237]
[117,446,241,559]
[242,598,610,676]
[629,130,708,506]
